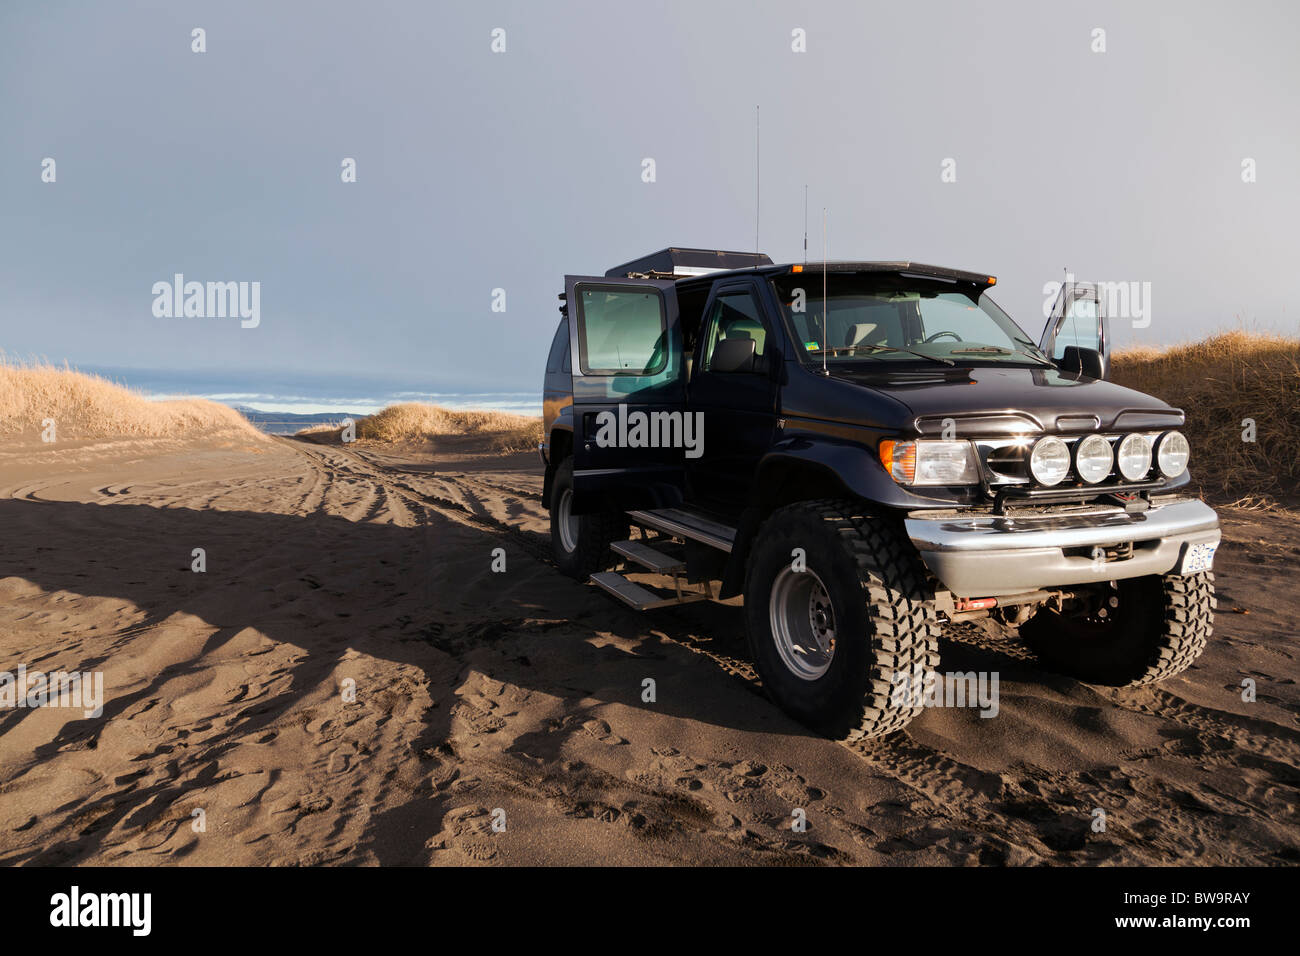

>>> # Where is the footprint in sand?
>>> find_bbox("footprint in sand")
[451,699,507,734]
[581,718,627,745]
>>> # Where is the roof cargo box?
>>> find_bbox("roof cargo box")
[605,247,772,278]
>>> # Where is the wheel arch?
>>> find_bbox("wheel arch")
[543,424,573,509]
[718,451,888,599]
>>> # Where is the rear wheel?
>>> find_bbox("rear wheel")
[549,457,628,579]
[743,500,941,740]
[1021,572,1215,685]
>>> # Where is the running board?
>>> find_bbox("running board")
[625,508,735,553]
[611,539,685,573]
[590,571,710,610]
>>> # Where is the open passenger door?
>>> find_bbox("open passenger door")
[1040,280,1110,380]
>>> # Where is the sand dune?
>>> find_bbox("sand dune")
[1,432,1297,865]
[0,359,265,444]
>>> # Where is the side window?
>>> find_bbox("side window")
[545,317,569,373]
[703,290,767,372]
[577,286,666,375]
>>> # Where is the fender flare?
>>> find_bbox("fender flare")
[542,413,574,508]
[717,436,945,598]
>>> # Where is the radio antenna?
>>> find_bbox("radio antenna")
[803,185,808,264]
[822,207,828,376]
[754,106,760,255]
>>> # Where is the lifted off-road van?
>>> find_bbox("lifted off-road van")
[539,247,1219,739]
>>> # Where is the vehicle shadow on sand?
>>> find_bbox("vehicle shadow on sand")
[4,494,906,863]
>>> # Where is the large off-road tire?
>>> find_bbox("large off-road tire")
[1021,571,1215,686]
[549,457,628,580]
[743,500,941,740]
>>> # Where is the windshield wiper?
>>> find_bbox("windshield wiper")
[949,345,1054,366]
[1010,338,1055,362]
[807,344,955,366]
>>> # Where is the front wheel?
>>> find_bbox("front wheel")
[549,457,627,579]
[1021,572,1216,686]
[743,500,941,740]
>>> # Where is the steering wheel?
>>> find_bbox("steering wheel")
[923,331,963,343]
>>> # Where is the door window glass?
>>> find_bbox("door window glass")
[1051,295,1102,359]
[577,287,667,374]
[703,291,767,371]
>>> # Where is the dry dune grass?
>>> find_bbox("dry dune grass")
[1110,330,1300,503]
[303,402,543,454]
[0,358,264,442]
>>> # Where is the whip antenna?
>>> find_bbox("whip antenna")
[822,208,828,376]
[754,106,760,255]
[803,185,808,264]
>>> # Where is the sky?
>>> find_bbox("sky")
[2,0,1297,400]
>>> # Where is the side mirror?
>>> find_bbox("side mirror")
[710,337,756,373]
[1058,345,1105,380]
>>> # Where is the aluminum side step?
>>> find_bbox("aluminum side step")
[626,508,736,553]
[590,571,709,610]
[611,539,685,573]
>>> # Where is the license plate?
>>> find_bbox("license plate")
[1179,541,1218,574]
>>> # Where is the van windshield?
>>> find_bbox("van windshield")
[770,274,1051,366]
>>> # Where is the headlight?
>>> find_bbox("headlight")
[1029,436,1071,486]
[1074,433,1113,484]
[1116,433,1154,481]
[1156,430,1190,478]
[878,439,980,486]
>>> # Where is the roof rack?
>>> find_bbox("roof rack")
[605,247,772,279]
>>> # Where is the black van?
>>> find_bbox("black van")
[539,248,1219,739]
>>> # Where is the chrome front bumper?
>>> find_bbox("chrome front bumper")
[905,498,1221,597]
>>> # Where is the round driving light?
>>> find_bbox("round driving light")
[1116,433,1154,481]
[1029,436,1071,486]
[1075,434,1114,484]
[1156,431,1190,478]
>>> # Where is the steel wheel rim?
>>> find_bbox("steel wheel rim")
[557,488,579,552]
[769,565,836,681]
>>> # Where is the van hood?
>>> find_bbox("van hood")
[826,364,1184,435]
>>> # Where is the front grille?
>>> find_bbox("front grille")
[978,439,1032,484]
